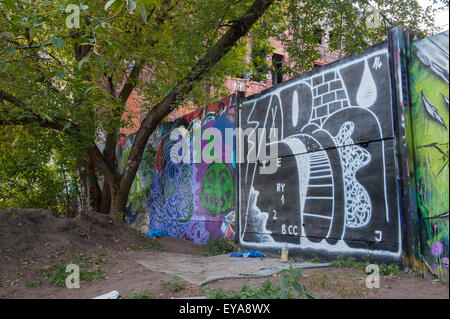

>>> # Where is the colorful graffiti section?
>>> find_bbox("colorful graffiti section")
[148,96,239,244]
[110,28,448,278]
[408,31,449,279]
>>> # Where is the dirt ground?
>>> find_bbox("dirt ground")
[0,209,448,299]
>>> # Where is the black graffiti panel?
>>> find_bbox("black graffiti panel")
[239,42,400,259]
[251,147,301,244]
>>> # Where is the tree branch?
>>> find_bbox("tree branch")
[102,0,180,174]
[0,89,79,134]
[120,0,275,201]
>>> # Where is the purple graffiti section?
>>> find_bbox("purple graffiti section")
[150,163,194,238]
[148,96,238,244]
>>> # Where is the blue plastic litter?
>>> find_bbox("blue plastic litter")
[230,250,266,258]
[145,229,164,238]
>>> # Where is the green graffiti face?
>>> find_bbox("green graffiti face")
[201,163,234,214]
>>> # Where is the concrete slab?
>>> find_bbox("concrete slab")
[136,253,329,286]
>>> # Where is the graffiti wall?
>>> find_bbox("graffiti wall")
[388,27,423,273]
[238,42,402,261]
[97,127,160,233]
[408,30,449,279]
[108,28,448,276]
[148,95,240,244]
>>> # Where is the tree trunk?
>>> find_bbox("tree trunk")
[109,188,128,221]
[117,0,275,212]
[99,181,112,214]
[77,157,103,213]
[78,0,275,218]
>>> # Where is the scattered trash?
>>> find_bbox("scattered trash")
[230,250,266,258]
[281,242,289,263]
[145,229,164,238]
[92,290,121,299]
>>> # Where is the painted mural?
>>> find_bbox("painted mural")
[148,96,239,244]
[238,42,402,261]
[93,28,448,278]
[97,128,160,233]
[408,30,449,279]
[388,27,423,274]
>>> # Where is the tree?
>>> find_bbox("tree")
[0,125,84,215]
[0,0,435,218]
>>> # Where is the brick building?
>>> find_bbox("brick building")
[120,32,342,133]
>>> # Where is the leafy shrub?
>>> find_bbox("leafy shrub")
[204,236,237,256]
[25,252,106,288]
[162,280,186,293]
[127,290,151,299]
[205,266,314,299]
[331,255,401,276]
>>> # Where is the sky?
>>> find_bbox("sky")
[417,0,449,31]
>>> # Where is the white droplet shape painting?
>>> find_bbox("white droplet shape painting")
[356,60,378,108]
[292,90,299,127]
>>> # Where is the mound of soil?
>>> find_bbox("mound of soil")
[0,209,205,257]
[0,209,206,297]
[0,209,149,256]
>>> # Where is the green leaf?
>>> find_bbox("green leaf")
[110,0,125,15]
[3,0,17,11]
[291,267,303,278]
[282,275,290,287]
[41,113,53,122]
[292,281,303,294]
[39,39,52,50]
[95,54,105,72]
[78,54,90,70]
[6,46,15,56]
[137,0,159,5]
[52,37,64,50]
[127,0,136,13]
[62,121,72,131]
[277,269,289,275]
[104,0,116,11]
[137,3,147,24]
[55,71,65,80]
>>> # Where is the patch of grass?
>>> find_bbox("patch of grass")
[162,277,186,293]
[308,256,320,263]
[25,280,43,288]
[25,251,107,288]
[132,239,165,251]
[126,290,151,299]
[330,255,359,268]
[205,266,314,299]
[330,255,401,276]
[133,231,144,239]
[204,237,237,256]
[305,272,377,299]
[378,263,401,276]
[306,273,329,290]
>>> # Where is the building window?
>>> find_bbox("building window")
[328,31,334,42]
[250,39,272,82]
[272,53,283,86]
[314,27,324,45]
